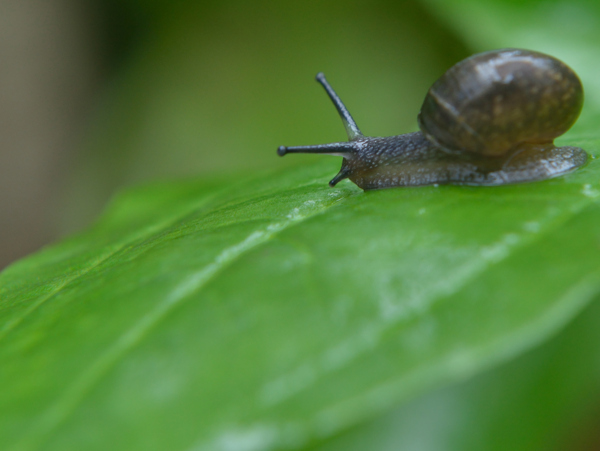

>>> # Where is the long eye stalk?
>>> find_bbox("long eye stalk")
[315,73,363,141]
[277,142,356,157]
[277,73,363,158]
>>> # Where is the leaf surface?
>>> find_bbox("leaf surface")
[2,134,600,450]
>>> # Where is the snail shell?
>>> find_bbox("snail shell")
[418,49,584,157]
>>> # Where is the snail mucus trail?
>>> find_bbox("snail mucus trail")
[277,49,587,190]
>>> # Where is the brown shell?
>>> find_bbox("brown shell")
[418,49,584,157]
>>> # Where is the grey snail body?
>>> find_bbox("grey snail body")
[277,49,587,190]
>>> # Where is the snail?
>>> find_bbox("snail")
[277,49,587,190]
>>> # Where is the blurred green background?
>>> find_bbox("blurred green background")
[1,0,471,268]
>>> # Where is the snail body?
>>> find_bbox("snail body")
[277,49,587,190]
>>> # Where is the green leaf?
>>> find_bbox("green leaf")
[308,293,600,451]
[2,132,600,450]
